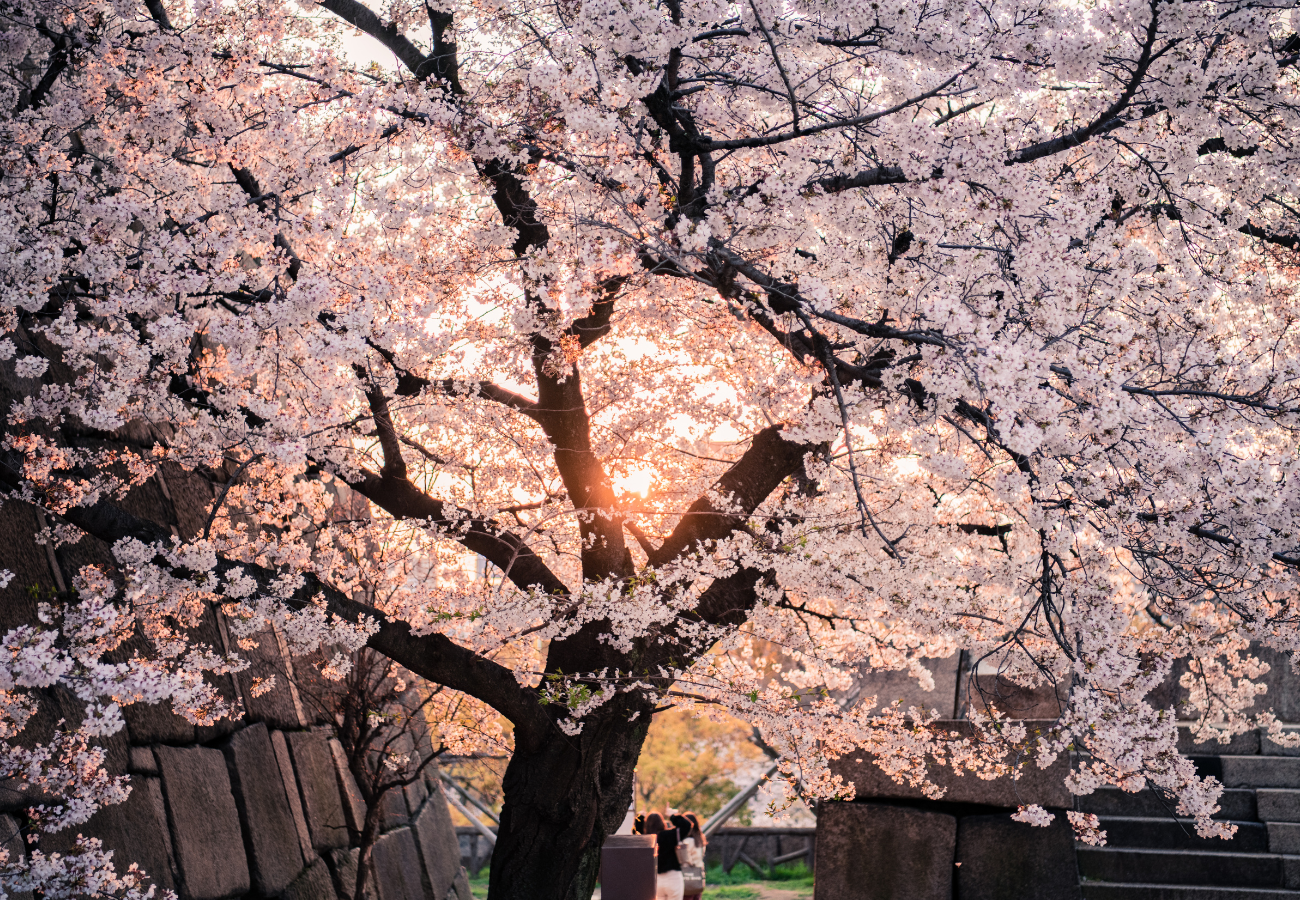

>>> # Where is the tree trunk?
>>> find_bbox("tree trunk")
[487,696,652,900]
[354,801,384,900]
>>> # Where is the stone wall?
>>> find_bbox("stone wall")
[2,715,470,900]
[815,650,1300,900]
[0,464,469,900]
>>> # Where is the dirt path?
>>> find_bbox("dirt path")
[750,887,812,900]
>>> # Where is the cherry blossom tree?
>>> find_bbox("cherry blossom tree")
[4,0,1300,896]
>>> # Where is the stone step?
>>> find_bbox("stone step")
[1077,848,1285,888]
[1080,787,1257,821]
[1270,822,1300,854]
[1221,756,1300,789]
[1261,790,1300,823]
[1097,817,1268,853]
[1082,884,1300,900]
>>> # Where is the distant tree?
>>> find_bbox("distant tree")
[634,709,764,819]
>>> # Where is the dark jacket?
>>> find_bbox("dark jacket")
[655,819,691,873]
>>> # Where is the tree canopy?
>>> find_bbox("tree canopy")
[4,0,1300,896]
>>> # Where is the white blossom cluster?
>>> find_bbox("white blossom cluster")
[3,0,1300,890]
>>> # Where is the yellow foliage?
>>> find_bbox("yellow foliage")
[634,708,766,820]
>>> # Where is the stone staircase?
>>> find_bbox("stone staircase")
[1078,753,1300,899]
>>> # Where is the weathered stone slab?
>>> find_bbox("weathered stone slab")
[287,730,350,851]
[954,812,1081,900]
[272,730,317,860]
[961,672,1066,720]
[328,737,367,836]
[450,869,470,900]
[372,827,427,900]
[283,859,337,900]
[380,791,408,833]
[0,503,58,625]
[221,723,305,894]
[404,775,428,815]
[1222,755,1300,789]
[830,720,1070,808]
[155,462,215,542]
[1271,822,1300,855]
[327,847,378,900]
[155,745,250,900]
[130,746,160,774]
[236,627,302,729]
[123,699,198,746]
[1260,789,1300,823]
[814,803,955,900]
[857,657,961,719]
[413,781,462,898]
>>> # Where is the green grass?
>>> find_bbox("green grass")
[702,887,761,899]
[704,860,815,888]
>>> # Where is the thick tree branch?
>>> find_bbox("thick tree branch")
[346,470,571,597]
[316,0,433,79]
[648,425,817,567]
[43,495,553,738]
[569,276,630,349]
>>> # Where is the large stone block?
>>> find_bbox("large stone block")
[404,777,428,816]
[1222,755,1300,789]
[857,657,961,719]
[371,827,427,900]
[41,777,178,893]
[413,781,461,898]
[155,462,215,542]
[123,697,197,746]
[1259,789,1300,822]
[1179,726,1261,756]
[1271,822,1300,855]
[236,627,303,730]
[954,812,1081,900]
[961,671,1066,720]
[814,802,955,900]
[380,791,408,833]
[272,730,317,859]
[155,745,250,900]
[283,859,337,900]
[221,723,306,894]
[1264,726,1300,757]
[328,738,367,836]
[830,720,1070,807]
[327,847,378,900]
[287,731,350,851]
[449,869,470,900]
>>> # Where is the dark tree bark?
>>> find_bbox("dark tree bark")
[489,695,653,900]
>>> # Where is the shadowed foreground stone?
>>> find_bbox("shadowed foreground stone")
[326,847,378,900]
[282,858,336,900]
[287,730,350,851]
[815,803,955,900]
[413,780,463,898]
[155,745,250,900]
[222,723,305,894]
[40,777,178,894]
[372,827,427,900]
[954,812,1081,900]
